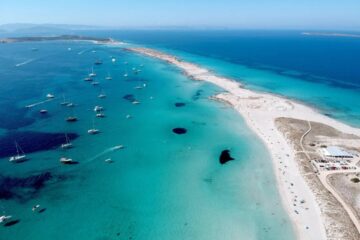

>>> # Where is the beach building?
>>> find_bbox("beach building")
[321,146,353,159]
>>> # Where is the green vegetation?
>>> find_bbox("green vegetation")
[350,177,360,183]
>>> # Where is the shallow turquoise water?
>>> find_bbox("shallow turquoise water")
[149,47,360,127]
[0,41,295,239]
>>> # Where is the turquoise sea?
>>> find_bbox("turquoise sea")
[0,40,294,239]
[1,31,360,239]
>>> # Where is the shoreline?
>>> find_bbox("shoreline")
[126,47,360,239]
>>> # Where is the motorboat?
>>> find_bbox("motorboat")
[98,93,106,99]
[87,128,100,134]
[94,60,102,65]
[112,145,124,150]
[66,116,78,122]
[0,215,12,224]
[60,157,74,164]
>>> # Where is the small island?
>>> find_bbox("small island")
[0,35,114,44]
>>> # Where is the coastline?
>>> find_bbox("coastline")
[126,47,360,239]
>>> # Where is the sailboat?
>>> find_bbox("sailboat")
[88,119,100,134]
[9,142,27,163]
[105,73,112,80]
[94,59,102,65]
[66,109,78,122]
[89,67,96,77]
[98,90,106,99]
[60,94,70,106]
[61,134,73,149]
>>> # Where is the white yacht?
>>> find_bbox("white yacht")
[0,215,12,224]
[60,157,74,164]
[61,134,73,149]
[87,128,100,134]
[98,93,106,99]
[46,93,55,98]
[113,145,124,150]
[40,109,48,114]
[96,113,105,118]
[9,142,27,163]
[94,106,104,112]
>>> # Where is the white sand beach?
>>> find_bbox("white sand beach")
[127,47,360,240]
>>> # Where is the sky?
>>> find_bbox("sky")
[0,0,360,30]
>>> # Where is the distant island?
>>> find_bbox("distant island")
[302,32,360,38]
[0,35,113,44]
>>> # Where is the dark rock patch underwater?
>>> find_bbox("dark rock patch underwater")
[0,131,78,158]
[174,102,186,107]
[172,128,187,134]
[192,89,203,101]
[0,172,53,201]
[219,150,234,164]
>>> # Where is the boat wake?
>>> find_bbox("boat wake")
[15,59,35,67]
[25,99,54,108]
[81,145,124,164]
[77,49,88,55]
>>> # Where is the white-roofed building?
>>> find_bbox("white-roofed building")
[321,146,353,159]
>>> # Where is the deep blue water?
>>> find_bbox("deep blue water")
[81,30,360,126]
[82,30,360,88]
